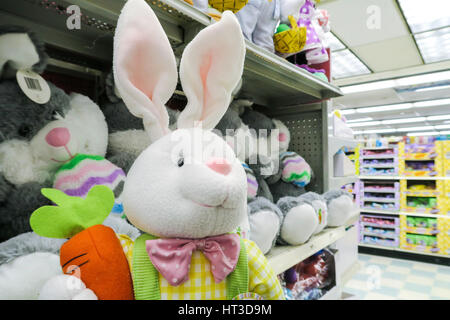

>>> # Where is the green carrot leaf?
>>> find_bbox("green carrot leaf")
[30,185,115,238]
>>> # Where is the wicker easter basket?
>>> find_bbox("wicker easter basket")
[273,16,307,54]
[208,0,248,13]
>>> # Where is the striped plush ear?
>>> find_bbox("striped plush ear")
[177,11,246,130]
[113,0,178,142]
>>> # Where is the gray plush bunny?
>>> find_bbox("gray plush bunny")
[101,71,180,164]
[323,189,354,227]
[0,26,131,242]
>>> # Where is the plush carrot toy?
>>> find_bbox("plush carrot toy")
[30,185,134,300]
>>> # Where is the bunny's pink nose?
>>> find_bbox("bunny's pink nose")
[278,133,287,142]
[45,127,71,147]
[206,157,231,176]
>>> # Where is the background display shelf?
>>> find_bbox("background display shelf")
[359,243,449,258]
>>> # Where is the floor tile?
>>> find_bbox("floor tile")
[364,292,396,300]
[411,262,438,273]
[433,280,450,290]
[385,265,411,275]
[437,266,450,275]
[380,277,404,289]
[409,269,437,279]
[371,285,400,297]
[390,259,413,268]
[403,282,432,295]
[405,275,435,286]
[397,289,430,300]
[435,273,450,283]
[430,287,450,299]
[381,271,407,281]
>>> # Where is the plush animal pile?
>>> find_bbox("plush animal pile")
[0,0,355,300]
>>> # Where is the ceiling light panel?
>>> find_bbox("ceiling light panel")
[395,126,434,132]
[356,103,412,113]
[364,128,398,134]
[435,124,450,129]
[413,98,450,108]
[407,131,439,136]
[346,117,373,123]
[382,117,427,124]
[340,109,356,115]
[414,27,450,63]
[331,49,371,79]
[347,121,381,128]
[427,115,450,121]
[398,0,450,33]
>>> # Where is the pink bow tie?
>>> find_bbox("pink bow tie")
[145,234,241,286]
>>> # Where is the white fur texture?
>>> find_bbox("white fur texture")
[0,33,39,78]
[249,210,280,254]
[0,252,61,300]
[0,93,108,185]
[38,275,97,300]
[310,199,328,235]
[327,195,353,227]
[108,129,152,158]
[123,128,247,238]
[280,203,318,245]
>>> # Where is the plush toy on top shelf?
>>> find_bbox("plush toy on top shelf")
[0,26,134,242]
[235,0,306,53]
[31,0,285,300]
[186,0,249,20]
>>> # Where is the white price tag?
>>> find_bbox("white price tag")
[16,69,51,104]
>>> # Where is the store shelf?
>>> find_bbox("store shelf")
[329,175,359,190]
[329,136,358,156]
[360,208,450,219]
[1,0,342,107]
[360,164,396,169]
[360,155,396,160]
[359,243,449,259]
[359,176,450,180]
[267,226,347,275]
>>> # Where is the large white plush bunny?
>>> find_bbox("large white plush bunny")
[36,0,284,300]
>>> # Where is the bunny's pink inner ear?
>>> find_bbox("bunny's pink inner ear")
[177,11,246,130]
[113,0,177,141]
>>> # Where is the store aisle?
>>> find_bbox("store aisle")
[343,254,450,300]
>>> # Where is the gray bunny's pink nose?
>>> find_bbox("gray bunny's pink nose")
[45,127,70,147]
[206,157,231,176]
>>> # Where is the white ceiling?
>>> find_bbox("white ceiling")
[317,0,450,136]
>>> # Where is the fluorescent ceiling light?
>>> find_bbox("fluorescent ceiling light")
[398,0,450,33]
[413,98,450,108]
[364,128,397,134]
[331,49,371,80]
[347,121,381,128]
[406,131,439,137]
[341,80,395,94]
[414,84,450,93]
[427,115,450,121]
[352,131,363,135]
[382,117,426,124]
[440,131,450,134]
[415,27,450,64]
[396,70,450,86]
[356,103,412,113]
[395,126,434,132]
[340,109,356,115]
[435,124,450,129]
[341,70,450,94]
[346,117,373,123]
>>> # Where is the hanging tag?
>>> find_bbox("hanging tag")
[16,69,51,104]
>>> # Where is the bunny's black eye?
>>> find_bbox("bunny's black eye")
[177,157,184,167]
[18,124,31,137]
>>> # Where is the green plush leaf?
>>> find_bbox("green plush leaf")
[30,185,115,238]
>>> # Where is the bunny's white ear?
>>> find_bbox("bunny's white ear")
[177,11,246,130]
[113,0,178,141]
